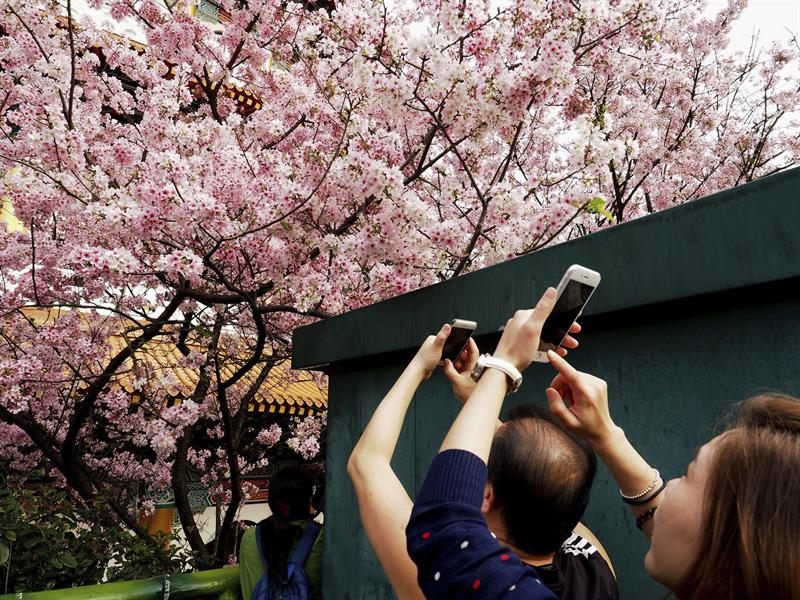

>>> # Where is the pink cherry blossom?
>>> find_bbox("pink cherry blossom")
[0,0,796,566]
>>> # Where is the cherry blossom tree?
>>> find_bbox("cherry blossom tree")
[0,0,797,566]
[564,1,800,224]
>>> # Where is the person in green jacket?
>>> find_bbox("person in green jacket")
[239,468,324,600]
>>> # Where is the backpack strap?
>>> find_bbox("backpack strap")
[288,521,321,570]
[254,523,271,572]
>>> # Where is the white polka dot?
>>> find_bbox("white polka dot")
[491,532,497,539]
[460,540,469,549]
[509,585,516,591]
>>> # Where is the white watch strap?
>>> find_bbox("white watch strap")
[473,354,522,393]
[481,356,522,383]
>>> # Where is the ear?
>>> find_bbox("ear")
[480,483,496,515]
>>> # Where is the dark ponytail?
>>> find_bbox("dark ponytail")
[259,468,314,584]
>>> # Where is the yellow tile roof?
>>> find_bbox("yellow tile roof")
[18,307,327,415]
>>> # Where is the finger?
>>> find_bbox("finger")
[554,375,574,400]
[433,323,451,347]
[453,348,471,374]
[561,335,579,349]
[454,345,471,368]
[569,321,582,334]
[529,287,558,329]
[547,350,582,385]
[466,338,479,370]
[548,375,574,406]
[442,359,460,382]
[546,387,580,429]
[556,347,568,357]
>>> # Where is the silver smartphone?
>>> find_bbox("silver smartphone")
[532,265,601,362]
[442,319,477,363]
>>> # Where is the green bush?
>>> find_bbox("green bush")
[0,485,192,594]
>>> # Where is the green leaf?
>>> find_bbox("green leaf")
[0,541,9,566]
[598,208,614,222]
[23,538,40,550]
[584,197,605,212]
[5,530,16,542]
[60,553,78,569]
[51,556,62,569]
[583,197,615,222]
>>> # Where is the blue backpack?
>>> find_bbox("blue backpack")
[251,520,322,600]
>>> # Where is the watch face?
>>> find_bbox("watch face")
[471,355,487,382]
[471,361,483,382]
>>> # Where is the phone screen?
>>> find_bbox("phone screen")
[538,280,595,352]
[442,327,474,362]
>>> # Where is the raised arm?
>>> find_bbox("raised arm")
[439,288,558,458]
[545,351,664,537]
[347,324,452,599]
[406,289,559,599]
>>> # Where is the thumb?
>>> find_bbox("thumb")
[546,387,580,430]
[432,323,451,350]
[530,286,558,329]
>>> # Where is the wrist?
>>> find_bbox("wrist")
[491,352,526,373]
[471,354,523,394]
[478,366,510,392]
[590,424,625,455]
[406,358,431,381]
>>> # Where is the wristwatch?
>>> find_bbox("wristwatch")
[471,354,523,393]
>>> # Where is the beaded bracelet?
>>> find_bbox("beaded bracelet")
[622,478,666,506]
[620,469,660,501]
[636,507,657,530]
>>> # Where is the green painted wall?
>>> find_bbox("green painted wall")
[294,168,800,599]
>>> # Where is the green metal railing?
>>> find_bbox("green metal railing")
[0,567,240,600]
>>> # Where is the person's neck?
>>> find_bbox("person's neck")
[486,514,555,567]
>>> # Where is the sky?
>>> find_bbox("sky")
[72,0,800,52]
[708,0,799,53]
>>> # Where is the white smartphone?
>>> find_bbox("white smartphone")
[442,319,477,363]
[532,265,601,362]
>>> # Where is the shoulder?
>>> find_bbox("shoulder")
[309,521,324,548]
[417,523,555,598]
[289,519,323,551]
[239,526,260,562]
[556,534,618,600]
[560,532,600,559]
[409,505,554,598]
[407,451,555,599]
[241,526,257,547]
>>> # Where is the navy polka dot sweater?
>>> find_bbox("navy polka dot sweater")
[407,449,557,599]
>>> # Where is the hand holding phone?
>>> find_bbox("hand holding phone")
[532,265,600,362]
[441,319,478,363]
[442,337,480,405]
[412,320,477,380]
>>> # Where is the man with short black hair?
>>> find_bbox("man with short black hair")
[484,405,615,598]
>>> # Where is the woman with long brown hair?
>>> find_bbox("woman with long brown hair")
[545,352,800,599]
